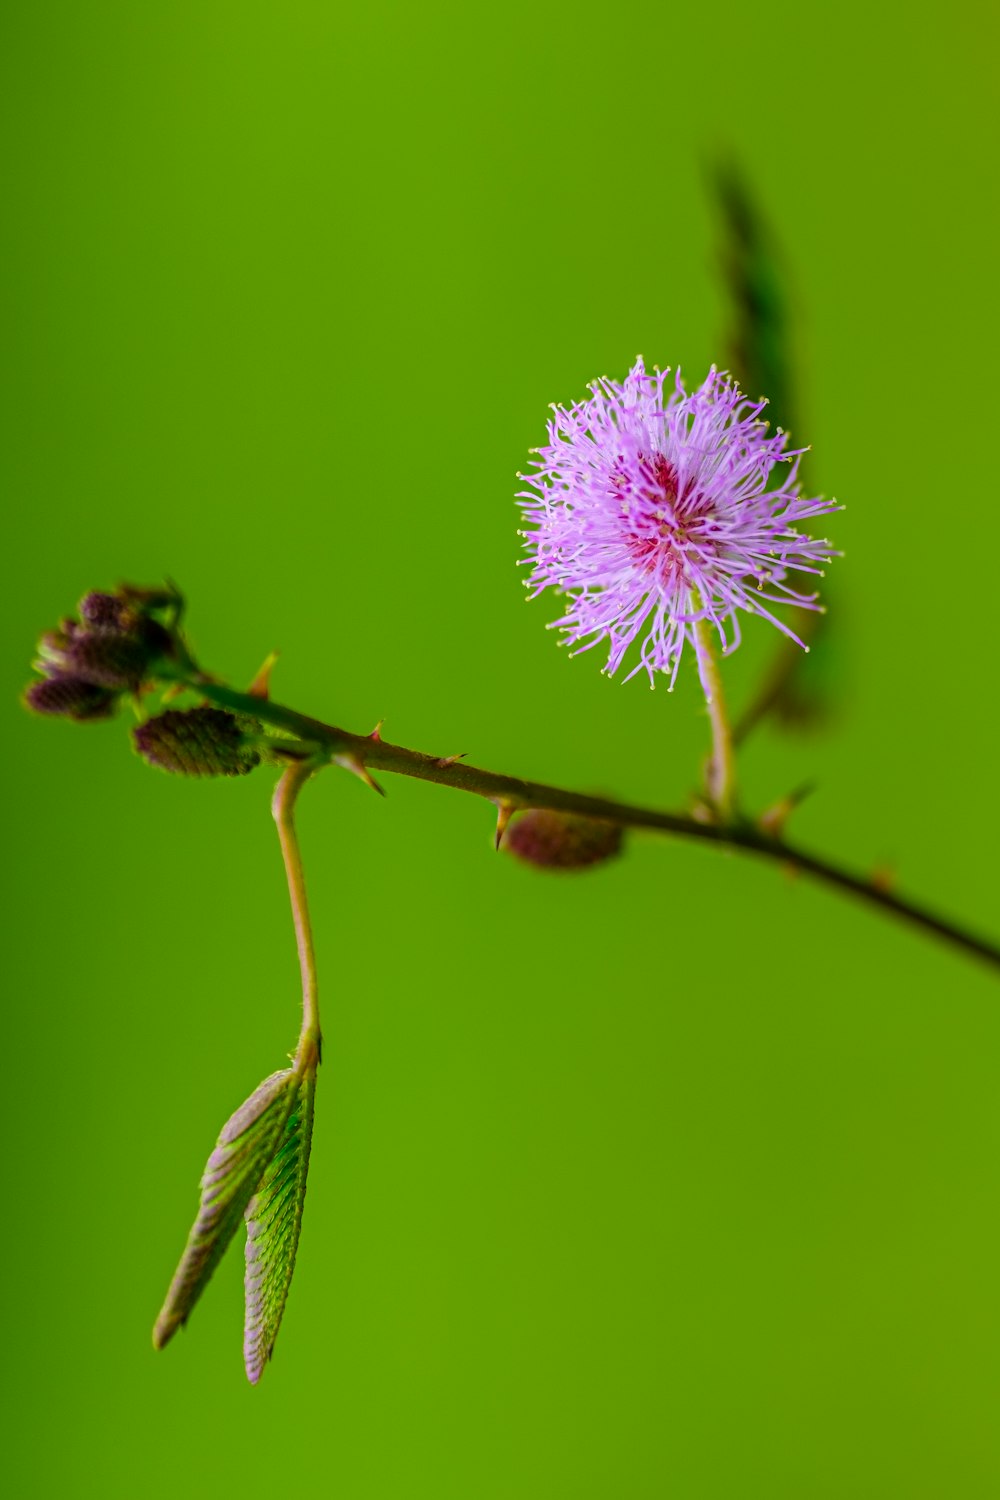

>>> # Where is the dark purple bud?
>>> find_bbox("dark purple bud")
[23,675,118,720]
[25,583,183,735]
[79,591,131,631]
[65,631,156,691]
[503,809,624,871]
[133,707,262,777]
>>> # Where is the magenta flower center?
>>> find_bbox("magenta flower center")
[618,453,715,584]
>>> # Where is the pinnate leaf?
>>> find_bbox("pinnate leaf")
[243,1067,316,1384]
[153,1069,297,1351]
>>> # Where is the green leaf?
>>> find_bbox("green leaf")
[243,1067,316,1384]
[153,1068,297,1352]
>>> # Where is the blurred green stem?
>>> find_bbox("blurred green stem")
[731,608,823,747]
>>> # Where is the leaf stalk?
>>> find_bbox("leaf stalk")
[272,759,322,1073]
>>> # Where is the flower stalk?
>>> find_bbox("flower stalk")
[693,612,737,820]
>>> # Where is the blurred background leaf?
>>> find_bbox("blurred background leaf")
[713,158,846,744]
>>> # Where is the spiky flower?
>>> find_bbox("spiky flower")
[517,359,838,687]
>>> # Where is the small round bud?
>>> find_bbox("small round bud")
[79,591,131,631]
[23,675,118,720]
[133,707,262,777]
[504,809,624,871]
[66,631,156,691]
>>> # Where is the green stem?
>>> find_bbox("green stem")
[272,758,321,1073]
[693,614,737,819]
[173,672,1000,975]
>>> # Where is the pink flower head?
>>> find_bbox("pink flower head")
[517,358,838,687]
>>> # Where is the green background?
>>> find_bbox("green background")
[2,2,999,1495]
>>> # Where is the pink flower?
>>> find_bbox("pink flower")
[517,359,838,687]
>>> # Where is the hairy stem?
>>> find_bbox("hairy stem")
[272,759,321,1072]
[178,673,1000,975]
[693,614,737,818]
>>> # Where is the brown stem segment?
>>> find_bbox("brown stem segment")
[182,674,1000,976]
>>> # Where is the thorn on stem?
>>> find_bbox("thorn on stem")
[871,862,896,894]
[493,799,515,851]
[334,754,386,797]
[758,781,817,839]
[436,752,467,768]
[247,650,279,700]
[369,719,384,741]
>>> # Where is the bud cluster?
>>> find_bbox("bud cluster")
[24,589,175,721]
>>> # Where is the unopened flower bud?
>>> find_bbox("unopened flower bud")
[503,809,623,871]
[133,707,262,777]
[79,591,131,631]
[26,583,183,736]
[65,631,158,691]
[23,675,118,720]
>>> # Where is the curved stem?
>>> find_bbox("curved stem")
[693,614,737,818]
[182,675,1000,975]
[272,759,321,1072]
